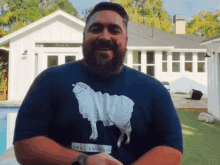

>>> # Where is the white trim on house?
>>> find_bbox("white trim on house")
[0,47,9,51]
[0,10,85,46]
[127,46,174,50]
[200,38,220,45]
[167,49,207,52]
[34,39,82,43]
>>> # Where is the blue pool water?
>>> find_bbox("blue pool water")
[0,106,19,157]
[0,131,6,157]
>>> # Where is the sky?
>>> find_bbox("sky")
[70,0,220,21]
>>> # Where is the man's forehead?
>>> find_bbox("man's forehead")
[87,10,124,26]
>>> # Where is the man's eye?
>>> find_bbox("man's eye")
[89,27,101,33]
[110,28,121,34]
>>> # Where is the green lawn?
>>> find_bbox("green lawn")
[176,109,220,165]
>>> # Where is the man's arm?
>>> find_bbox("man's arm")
[14,136,82,165]
[131,146,183,165]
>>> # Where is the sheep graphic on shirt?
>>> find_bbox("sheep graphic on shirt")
[72,82,134,148]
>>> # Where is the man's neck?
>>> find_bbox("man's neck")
[80,59,124,83]
[82,60,124,77]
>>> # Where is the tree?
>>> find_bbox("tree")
[186,10,220,38]
[82,6,94,19]
[0,0,80,40]
[111,0,173,33]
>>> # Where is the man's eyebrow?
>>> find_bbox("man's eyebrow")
[89,22,103,28]
[89,22,122,29]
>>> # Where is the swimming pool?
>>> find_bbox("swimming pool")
[0,106,19,157]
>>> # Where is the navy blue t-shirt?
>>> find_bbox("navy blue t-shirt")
[13,59,183,165]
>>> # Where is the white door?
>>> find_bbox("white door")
[47,53,78,68]
[37,52,79,75]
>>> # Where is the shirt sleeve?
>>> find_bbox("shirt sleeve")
[151,81,184,154]
[13,68,55,144]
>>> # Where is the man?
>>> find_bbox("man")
[13,2,183,165]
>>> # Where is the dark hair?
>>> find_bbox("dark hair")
[85,2,129,33]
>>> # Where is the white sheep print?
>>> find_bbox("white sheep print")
[72,82,135,151]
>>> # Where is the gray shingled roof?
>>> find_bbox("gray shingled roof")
[127,21,206,49]
[201,34,220,43]
[127,31,166,46]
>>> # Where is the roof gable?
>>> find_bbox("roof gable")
[0,10,85,46]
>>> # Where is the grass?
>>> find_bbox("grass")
[176,109,220,165]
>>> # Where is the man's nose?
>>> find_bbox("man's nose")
[99,29,111,42]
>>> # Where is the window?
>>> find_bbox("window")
[185,52,193,72]
[197,53,205,72]
[36,43,81,47]
[172,52,180,72]
[133,51,141,64]
[65,56,76,63]
[48,56,58,67]
[198,63,205,72]
[173,62,180,72]
[147,51,155,64]
[146,66,154,76]
[185,62,192,72]
[172,52,180,61]
[185,52,192,61]
[146,51,155,76]
[162,51,167,72]
[163,62,167,72]
[133,50,141,71]
[198,52,206,61]
[133,65,141,71]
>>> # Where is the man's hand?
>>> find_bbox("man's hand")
[86,152,123,165]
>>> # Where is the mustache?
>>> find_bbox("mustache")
[94,40,116,50]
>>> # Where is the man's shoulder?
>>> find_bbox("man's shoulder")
[124,66,162,85]
[124,66,167,95]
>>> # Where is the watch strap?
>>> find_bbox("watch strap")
[76,153,89,165]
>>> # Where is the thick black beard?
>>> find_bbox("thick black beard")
[82,40,126,78]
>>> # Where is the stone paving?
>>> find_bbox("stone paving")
[170,93,207,109]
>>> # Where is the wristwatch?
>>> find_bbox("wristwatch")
[73,153,89,165]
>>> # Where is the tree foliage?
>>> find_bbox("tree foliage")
[111,0,173,33]
[186,10,220,38]
[0,0,80,41]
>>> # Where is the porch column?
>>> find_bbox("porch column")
[216,44,220,119]
[155,50,162,81]
[141,50,146,74]
[79,46,83,60]
[193,52,197,73]
[167,51,172,75]
[127,49,133,68]
[180,52,184,73]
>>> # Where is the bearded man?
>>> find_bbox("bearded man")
[13,2,183,165]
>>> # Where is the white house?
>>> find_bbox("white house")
[0,10,208,103]
[200,36,220,120]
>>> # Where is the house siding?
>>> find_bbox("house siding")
[9,17,84,102]
[206,44,220,118]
